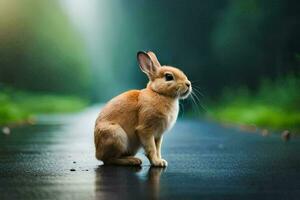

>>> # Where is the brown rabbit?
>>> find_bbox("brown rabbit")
[94,51,192,167]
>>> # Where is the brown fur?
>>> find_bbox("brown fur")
[94,51,191,167]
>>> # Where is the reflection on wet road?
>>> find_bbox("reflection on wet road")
[95,166,164,200]
[0,106,299,199]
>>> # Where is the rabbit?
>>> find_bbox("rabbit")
[94,51,192,167]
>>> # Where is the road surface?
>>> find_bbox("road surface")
[0,106,299,200]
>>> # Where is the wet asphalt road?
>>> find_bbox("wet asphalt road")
[0,106,299,200]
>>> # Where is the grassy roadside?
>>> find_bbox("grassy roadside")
[0,88,88,125]
[207,75,300,133]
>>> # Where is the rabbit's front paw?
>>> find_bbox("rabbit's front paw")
[151,158,168,167]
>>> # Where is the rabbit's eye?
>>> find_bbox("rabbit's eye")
[165,73,174,81]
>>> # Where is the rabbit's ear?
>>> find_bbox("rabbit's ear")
[137,51,158,77]
[147,51,161,68]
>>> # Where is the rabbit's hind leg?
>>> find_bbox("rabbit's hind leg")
[104,156,142,166]
[94,122,127,161]
[95,122,142,166]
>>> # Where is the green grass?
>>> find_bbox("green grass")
[209,75,300,132]
[0,88,88,125]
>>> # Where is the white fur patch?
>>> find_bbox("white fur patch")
[166,101,179,132]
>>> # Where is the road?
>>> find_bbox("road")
[0,106,299,200]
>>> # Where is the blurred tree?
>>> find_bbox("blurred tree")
[0,0,91,97]
[212,0,300,92]
[0,0,299,102]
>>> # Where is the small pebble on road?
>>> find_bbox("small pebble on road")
[2,127,10,135]
[261,129,269,136]
[281,130,291,141]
